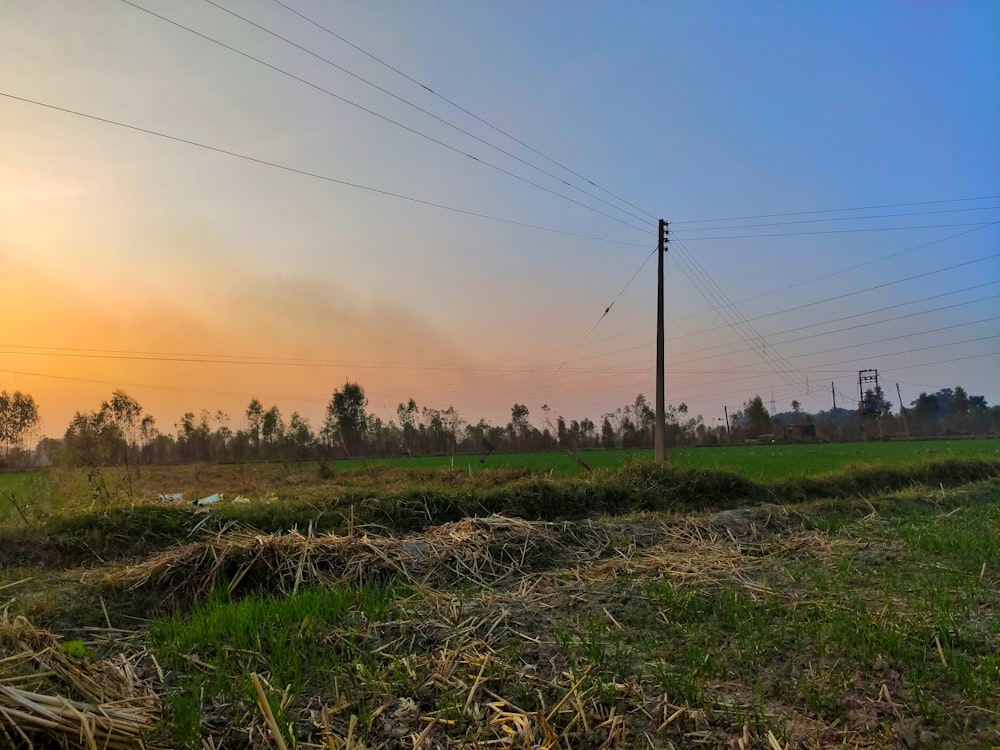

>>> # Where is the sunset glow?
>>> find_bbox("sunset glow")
[2,1,998,440]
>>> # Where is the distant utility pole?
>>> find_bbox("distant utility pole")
[859,369,882,439]
[655,219,668,463]
[858,369,880,412]
[896,382,911,438]
[831,381,837,411]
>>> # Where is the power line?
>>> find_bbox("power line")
[708,251,1000,326]
[531,323,1000,392]
[0,346,653,375]
[672,195,1000,225]
[537,346,998,412]
[704,223,1000,308]
[606,329,1000,378]
[658,351,1000,406]
[21,263,976,398]
[700,350,1000,411]
[533,245,658,399]
[0,367,327,403]
[586,340,1000,406]
[480,224,1000,365]
[670,236,805,387]
[268,0,656,222]
[0,91,648,248]
[117,0,650,234]
[673,292,1000,363]
[198,0,652,227]
[599,222,1000,335]
[441,348,1000,414]
[563,286,1000,366]
[675,205,1000,233]
[670,314,1000,370]
[673,221,998,241]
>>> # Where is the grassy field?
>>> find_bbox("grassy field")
[0,441,998,748]
[330,437,1000,481]
[2,438,997,519]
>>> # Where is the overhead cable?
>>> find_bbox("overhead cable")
[673,195,1000,225]
[532,245,658,400]
[673,221,998,241]
[268,0,657,221]
[0,92,648,247]
[675,205,1000,233]
[199,0,651,226]
[117,0,649,234]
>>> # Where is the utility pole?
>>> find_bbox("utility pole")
[896,382,911,438]
[859,369,882,439]
[655,219,668,463]
[831,381,836,411]
[723,405,731,442]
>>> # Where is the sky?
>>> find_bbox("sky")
[2,0,999,441]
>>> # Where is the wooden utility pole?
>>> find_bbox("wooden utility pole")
[896,382,911,438]
[655,219,668,463]
[831,381,837,411]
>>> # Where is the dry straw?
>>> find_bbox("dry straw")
[107,515,565,597]
[0,615,157,749]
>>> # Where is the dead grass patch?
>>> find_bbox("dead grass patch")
[0,615,157,749]
[106,515,569,598]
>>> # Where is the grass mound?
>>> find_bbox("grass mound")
[6,456,997,572]
[106,515,566,599]
[774,456,999,500]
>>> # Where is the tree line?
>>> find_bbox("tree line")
[3,381,997,469]
[729,386,999,442]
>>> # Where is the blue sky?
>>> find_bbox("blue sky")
[1,0,998,437]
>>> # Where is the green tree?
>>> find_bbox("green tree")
[862,386,892,416]
[325,381,369,455]
[64,410,123,466]
[103,390,142,447]
[421,407,449,453]
[245,399,264,454]
[601,417,616,448]
[556,416,569,447]
[743,395,771,437]
[286,412,314,458]
[910,392,940,434]
[508,403,531,448]
[101,390,145,488]
[0,390,40,464]
[396,399,419,452]
[951,386,970,430]
[262,405,284,450]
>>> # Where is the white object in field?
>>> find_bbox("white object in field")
[193,493,223,506]
[232,495,251,504]
[159,492,184,502]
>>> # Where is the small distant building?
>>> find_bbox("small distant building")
[783,424,817,441]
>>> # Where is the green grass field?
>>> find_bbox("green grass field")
[1,438,998,528]
[332,437,1000,480]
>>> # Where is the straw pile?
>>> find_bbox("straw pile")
[0,615,157,749]
[565,514,851,604]
[106,515,565,597]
